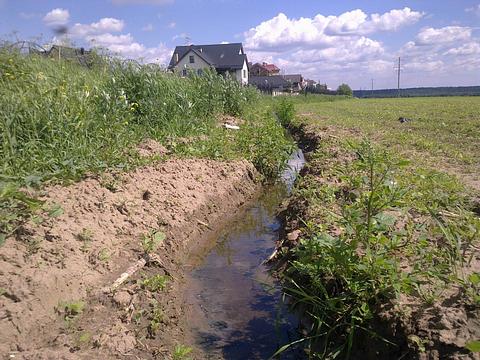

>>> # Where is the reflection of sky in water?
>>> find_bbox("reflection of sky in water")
[184,151,306,360]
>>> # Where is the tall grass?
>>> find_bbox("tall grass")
[0,50,293,240]
[0,51,258,184]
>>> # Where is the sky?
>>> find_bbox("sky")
[1,0,479,89]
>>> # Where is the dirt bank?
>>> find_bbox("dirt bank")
[277,123,480,360]
[0,151,261,359]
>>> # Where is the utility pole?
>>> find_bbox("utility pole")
[395,57,402,97]
[371,78,374,91]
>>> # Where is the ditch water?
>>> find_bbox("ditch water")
[184,149,306,359]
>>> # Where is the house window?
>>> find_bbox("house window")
[189,55,195,64]
[197,69,203,76]
[243,69,247,78]
[182,69,187,77]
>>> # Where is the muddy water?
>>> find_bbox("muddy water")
[184,150,306,359]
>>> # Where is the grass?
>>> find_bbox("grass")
[58,300,86,322]
[275,96,480,358]
[0,49,294,244]
[293,95,480,187]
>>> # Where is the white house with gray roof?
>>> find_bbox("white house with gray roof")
[168,43,249,85]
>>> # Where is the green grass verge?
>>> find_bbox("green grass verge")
[0,50,294,243]
[276,96,480,358]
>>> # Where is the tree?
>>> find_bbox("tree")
[337,83,353,96]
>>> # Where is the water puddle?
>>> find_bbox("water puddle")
[184,150,306,359]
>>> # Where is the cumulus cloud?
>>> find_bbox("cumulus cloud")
[70,18,125,37]
[242,8,419,84]
[415,26,472,45]
[243,8,480,88]
[326,7,424,35]
[443,42,480,56]
[43,8,70,27]
[244,7,423,51]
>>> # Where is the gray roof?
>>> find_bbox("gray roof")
[249,75,289,89]
[168,43,247,70]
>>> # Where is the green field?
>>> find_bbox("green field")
[293,96,480,192]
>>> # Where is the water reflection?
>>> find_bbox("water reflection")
[184,150,306,359]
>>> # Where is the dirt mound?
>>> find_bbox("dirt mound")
[136,138,169,157]
[0,158,260,358]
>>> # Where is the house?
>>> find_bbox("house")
[168,43,249,85]
[249,75,290,96]
[249,62,280,76]
[282,74,305,92]
[250,74,306,95]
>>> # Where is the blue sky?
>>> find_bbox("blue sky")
[1,0,480,89]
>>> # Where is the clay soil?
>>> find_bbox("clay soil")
[0,145,261,359]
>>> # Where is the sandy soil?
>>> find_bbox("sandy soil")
[0,146,261,359]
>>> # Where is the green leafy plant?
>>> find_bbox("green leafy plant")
[274,97,295,126]
[141,230,166,254]
[466,340,480,353]
[141,274,169,292]
[58,300,85,322]
[147,300,163,337]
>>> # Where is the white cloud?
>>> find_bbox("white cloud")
[142,23,154,31]
[404,60,445,72]
[415,26,472,45]
[43,8,70,27]
[326,7,424,35]
[465,4,480,17]
[172,32,189,41]
[167,21,176,29]
[87,33,134,46]
[443,42,480,56]
[112,0,174,5]
[70,18,124,37]
[243,8,480,88]
[244,8,423,51]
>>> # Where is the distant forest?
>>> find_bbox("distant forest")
[353,86,480,98]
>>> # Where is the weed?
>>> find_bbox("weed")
[98,248,110,262]
[58,300,85,322]
[75,331,92,348]
[141,230,165,254]
[25,236,42,255]
[274,97,295,126]
[147,300,163,337]
[280,136,479,358]
[141,274,169,292]
[173,344,193,360]
[76,228,93,252]
[100,173,122,192]
[47,204,64,218]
